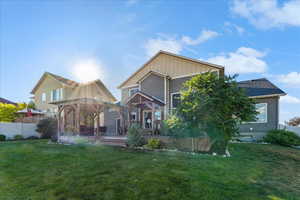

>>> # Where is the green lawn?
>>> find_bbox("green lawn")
[0,140,299,200]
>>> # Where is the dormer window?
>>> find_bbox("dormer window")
[129,87,139,97]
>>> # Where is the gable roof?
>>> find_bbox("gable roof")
[126,91,165,105]
[31,72,79,94]
[238,78,286,98]
[137,70,169,83]
[66,79,117,103]
[118,50,224,89]
[0,97,17,105]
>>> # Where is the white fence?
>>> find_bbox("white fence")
[0,122,40,139]
[279,124,300,137]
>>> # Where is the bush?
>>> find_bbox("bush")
[26,136,39,140]
[36,118,57,140]
[0,134,6,141]
[264,129,300,147]
[14,135,24,140]
[145,138,161,149]
[127,123,145,148]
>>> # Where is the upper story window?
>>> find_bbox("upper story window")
[255,103,268,123]
[129,87,139,97]
[41,92,46,102]
[171,93,181,111]
[51,88,63,101]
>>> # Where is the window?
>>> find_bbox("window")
[130,112,137,121]
[143,111,152,129]
[51,88,63,101]
[154,111,161,120]
[41,93,46,102]
[255,103,268,123]
[129,87,139,97]
[171,93,181,110]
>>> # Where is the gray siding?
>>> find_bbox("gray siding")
[170,76,193,93]
[121,86,138,105]
[239,97,279,134]
[141,74,165,101]
[104,108,119,136]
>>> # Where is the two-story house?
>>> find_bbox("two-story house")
[117,51,286,139]
[31,72,116,115]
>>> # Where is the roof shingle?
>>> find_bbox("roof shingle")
[238,78,286,97]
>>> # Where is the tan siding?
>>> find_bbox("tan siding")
[34,75,66,111]
[121,53,219,88]
[69,82,113,102]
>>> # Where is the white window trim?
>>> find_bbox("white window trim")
[41,92,46,102]
[247,103,268,124]
[170,92,180,110]
[128,87,139,97]
[50,90,53,102]
[60,88,63,100]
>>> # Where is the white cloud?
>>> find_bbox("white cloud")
[145,37,183,57]
[231,0,300,29]
[280,95,300,104]
[181,30,219,45]
[277,72,300,87]
[206,47,267,74]
[71,58,106,83]
[145,30,219,57]
[224,22,245,34]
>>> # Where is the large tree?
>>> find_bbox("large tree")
[168,72,257,155]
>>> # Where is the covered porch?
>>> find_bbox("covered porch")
[51,98,123,138]
[125,91,165,135]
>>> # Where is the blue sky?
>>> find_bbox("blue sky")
[1,0,300,122]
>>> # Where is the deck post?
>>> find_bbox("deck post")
[76,103,80,136]
[152,102,155,135]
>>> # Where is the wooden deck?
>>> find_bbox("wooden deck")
[58,135,127,147]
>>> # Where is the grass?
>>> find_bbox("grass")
[0,140,299,200]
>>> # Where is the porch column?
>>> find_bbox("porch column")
[76,103,81,136]
[152,102,155,135]
[57,105,63,139]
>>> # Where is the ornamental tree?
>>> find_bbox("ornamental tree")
[168,72,257,155]
[0,103,18,122]
[285,117,300,127]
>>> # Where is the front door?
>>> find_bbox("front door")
[143,111,152,129]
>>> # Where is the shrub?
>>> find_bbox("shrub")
[145,138,161,149]
[14,134,24,140]
[264,129,300,147]
[127,123,145,148]
[26,136,39,140]
[36,118,57,140]
[0,134,6,141]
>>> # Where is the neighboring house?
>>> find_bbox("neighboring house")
[31,72,116,116]
[0,97,17,106]
[116,51,286,139]
[238,78,286,139]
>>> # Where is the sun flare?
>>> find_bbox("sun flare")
[71,59,105,83]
